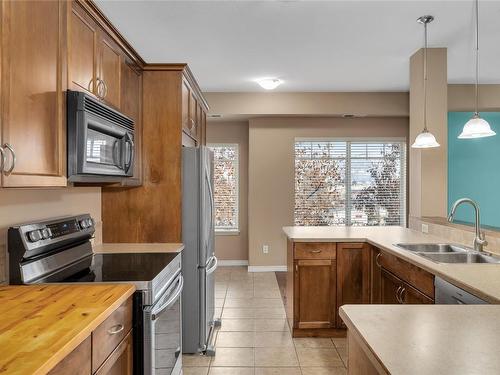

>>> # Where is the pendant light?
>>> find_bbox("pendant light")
[412,15,440,149]
[458,0,496,139]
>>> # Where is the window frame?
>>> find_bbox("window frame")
[208,143,240,234]
[294,137,407,227]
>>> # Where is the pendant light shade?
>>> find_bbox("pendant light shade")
[412,129,440,148]
[459,0,496,139]
[411,15,440,149]
[459,114,496,139]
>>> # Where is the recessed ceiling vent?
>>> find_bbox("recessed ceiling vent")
[208,114,223,118]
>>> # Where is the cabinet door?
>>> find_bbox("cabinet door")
[381,269,402,304]
[336,243,371,327]
[94,332,133,375]
[118,59,142,185]
[295,259,336,329]
[69,2,98,95]
[99,32,121,109]
[1,0,67,187]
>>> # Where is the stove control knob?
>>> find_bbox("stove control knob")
[86,218,93,227]
[41,228,51,240]
[28,230,42,242]
[79,220,88,229]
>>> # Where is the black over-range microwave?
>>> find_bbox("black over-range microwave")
[67,90,135,183]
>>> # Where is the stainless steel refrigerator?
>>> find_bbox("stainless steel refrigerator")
[181,146,219,355]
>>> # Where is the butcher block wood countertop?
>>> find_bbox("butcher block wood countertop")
[0,284,135,375]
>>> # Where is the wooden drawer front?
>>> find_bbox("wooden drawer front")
[379,251,434,298]
[49,336,91,375]
[95,332,133,375]
[294,243,336,260]
[92,298,133,373]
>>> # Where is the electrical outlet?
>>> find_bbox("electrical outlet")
[421,224,429,234]
[262,245,269,254]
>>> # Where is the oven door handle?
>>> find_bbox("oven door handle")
[151,275,184,321]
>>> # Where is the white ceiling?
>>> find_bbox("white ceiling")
[95,0,500,92]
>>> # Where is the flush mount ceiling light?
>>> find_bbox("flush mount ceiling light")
[256,78,282,90]
[459,0,496,139]
[412,15,440,149]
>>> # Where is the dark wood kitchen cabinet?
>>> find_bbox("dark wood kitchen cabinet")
[181,77,207,147]
[295,259,337,330]
[381,269,433,304]
[69,1,122,109]
[0,0,67,187]
[336,242,371,328]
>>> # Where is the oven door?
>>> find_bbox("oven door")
[144,273,184,375]
[80,111,134,176]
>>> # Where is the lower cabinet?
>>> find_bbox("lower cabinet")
[286,241,435,337]
[381,269,433,304]
[295,259,337,329]
[48,297,133,375]
[336,243,371,328]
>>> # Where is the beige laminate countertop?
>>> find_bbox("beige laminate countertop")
[93,242,184,254]
[0,284,135,375]
[339,304,500,375]
[282,226,500,303]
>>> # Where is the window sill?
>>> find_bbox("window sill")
[215,230,240,236]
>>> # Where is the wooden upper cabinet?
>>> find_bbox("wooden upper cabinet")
[69,2,97,95]
[336,242,371,328]
[118,59,142,185]
[295,259,337,329]
[69,1,122,109]
[0,0,67,187]
[99,34,121,109]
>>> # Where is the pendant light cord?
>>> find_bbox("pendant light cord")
[474,0,479,115]
[423,20,428,132]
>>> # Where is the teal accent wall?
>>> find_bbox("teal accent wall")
[448,112,500,228]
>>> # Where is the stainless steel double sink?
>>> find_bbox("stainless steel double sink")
[395,243,500,264]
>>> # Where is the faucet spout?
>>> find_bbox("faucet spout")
[448,198,487,252]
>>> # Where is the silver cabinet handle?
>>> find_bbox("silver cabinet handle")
[3,143,16,175]
[375,253,382,268]
[395,286,403,304]
[310,250,322,253]
[96,78,104,99]
[0,147,5,173]
[399,287,406,304]
[88,78,95,92]
[101,79,108,99]
[107,324,124,335]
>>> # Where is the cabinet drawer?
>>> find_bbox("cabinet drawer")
[294,243,336,260]
[94,332,133,375]
[92,297,133,373]
[379,251,434,298]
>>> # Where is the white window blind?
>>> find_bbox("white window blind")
[209,144,239,231]
[295,140,406,227]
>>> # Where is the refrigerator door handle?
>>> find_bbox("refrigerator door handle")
[206,256,218,275]
[204,163,215,251]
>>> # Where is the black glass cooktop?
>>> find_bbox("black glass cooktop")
[64,252,179,283]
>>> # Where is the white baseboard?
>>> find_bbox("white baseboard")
[218,260,249,266]
[247,265,287,272]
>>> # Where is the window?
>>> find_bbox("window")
[209,144,239,232]
[295,139,406,227]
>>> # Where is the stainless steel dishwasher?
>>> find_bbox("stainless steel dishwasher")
[435,277,488,304]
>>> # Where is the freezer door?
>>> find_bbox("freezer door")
[200,147,215,266]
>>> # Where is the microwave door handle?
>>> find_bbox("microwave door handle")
[124,136,134,173]
[112,140,121,169]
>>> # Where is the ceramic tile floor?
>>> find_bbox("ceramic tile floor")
[182,267,347,375]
